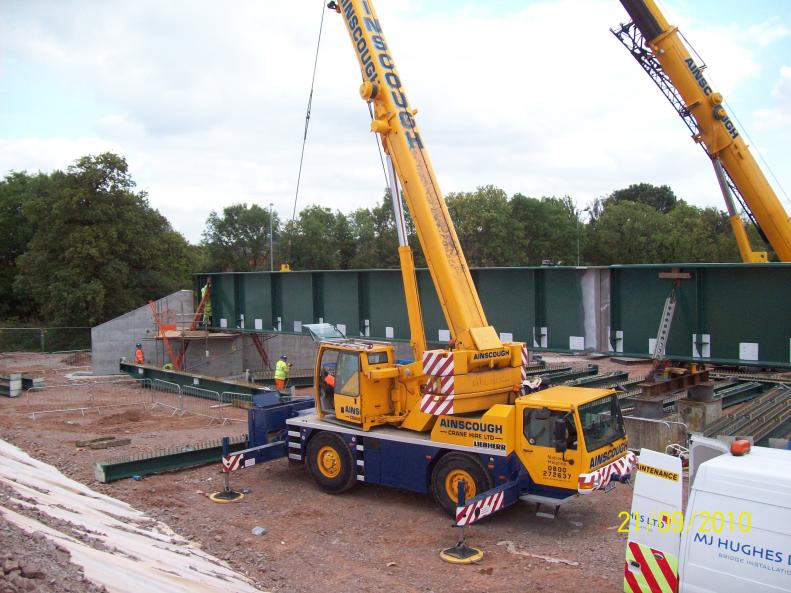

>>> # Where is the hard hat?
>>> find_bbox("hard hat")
[280,354,288,360]
[136,343,142,348]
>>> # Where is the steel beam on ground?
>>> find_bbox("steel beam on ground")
[94,435,248,483]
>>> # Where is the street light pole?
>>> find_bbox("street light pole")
[269,203,274,272]
[577,206,591,267]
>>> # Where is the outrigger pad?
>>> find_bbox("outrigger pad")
[208,489,245,504]
[440,539,484,564]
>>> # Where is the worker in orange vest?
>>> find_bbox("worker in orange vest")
[323,370,335,397]
[135,343,145,365]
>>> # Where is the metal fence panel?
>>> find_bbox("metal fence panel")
[23,379,148,419]
[0,327,91,353]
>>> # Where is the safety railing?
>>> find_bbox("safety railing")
[22,378,147,419]
[150,379,186,416]
[219,391,256,424]
[181,385,225,424]
[144,381,249,425]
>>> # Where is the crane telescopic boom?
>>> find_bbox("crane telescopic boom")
[329,0,502,353]
[614,0,791,262]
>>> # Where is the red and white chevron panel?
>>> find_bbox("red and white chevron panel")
[422,350,455,377]
[429,374,454,395]
[221,453,243,473]
[455,490,505,526]
[420,393,455,416]
[520,344,529,381]
[578,451,636,492]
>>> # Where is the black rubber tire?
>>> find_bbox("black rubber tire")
[305,431,357,494]
[430,452,493,516]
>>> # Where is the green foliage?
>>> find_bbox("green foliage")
[283,205,342,270]
[202,203,278,271]
[602,183,679,215]
[348,190,399,269]
[14,153,194,326]
[510,194,580,265]
[0,171,44,319]
[446,186,519,267]
[585,201,672,264]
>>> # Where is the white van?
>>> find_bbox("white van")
[625,437,791,593]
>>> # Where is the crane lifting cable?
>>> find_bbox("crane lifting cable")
[290,0,329,226]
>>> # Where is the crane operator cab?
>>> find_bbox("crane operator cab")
[305,324,398,427]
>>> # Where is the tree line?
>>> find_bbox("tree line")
[0,152,761,327]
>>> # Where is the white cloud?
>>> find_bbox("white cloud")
[0,0,789,243]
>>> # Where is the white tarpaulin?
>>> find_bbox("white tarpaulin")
[0,438,266,593]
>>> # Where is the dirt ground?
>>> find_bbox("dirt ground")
[0,351,653,593]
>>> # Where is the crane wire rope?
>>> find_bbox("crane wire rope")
[290,0,328,227]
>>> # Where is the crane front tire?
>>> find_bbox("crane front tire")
[430,452,493,516]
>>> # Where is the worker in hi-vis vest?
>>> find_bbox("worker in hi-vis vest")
[135,343,145,365]
[201,278,212,327]
[274,354,291,390]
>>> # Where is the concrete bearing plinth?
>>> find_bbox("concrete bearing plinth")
[677,397,721,433]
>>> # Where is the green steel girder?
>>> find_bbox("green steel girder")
[196,263,791,368]
[94,434,248,483]
[118,361,312,394]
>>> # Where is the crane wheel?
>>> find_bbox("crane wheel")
[430,452,493,516]
[306,431,357,494]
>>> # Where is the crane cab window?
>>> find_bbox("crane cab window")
[336,352,360,397]
[367,351,388,365]
[523,408,577,450]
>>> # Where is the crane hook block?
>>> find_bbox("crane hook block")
[359,81,378,101]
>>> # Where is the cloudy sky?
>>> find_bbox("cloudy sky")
[1,0,790,243]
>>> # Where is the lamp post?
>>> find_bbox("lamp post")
[269,202,274,272]
[577,206,591,267]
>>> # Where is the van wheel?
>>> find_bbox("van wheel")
[306,431,357,494]
[430,452,493,516]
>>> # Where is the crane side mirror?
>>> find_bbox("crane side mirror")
[553,418,568,453]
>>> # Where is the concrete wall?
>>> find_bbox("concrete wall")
[177,333,416,379]
[91,290,193,375]
[181,333,415,378]
[94,289,419,378]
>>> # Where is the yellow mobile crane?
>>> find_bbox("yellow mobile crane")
[268,0,635,519]
[613,0,791,262]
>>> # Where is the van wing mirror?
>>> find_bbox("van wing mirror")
[553,418,568,453]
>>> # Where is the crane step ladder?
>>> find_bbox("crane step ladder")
[652,289,677,360]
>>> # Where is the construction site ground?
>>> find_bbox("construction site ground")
[0,351,657,593]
